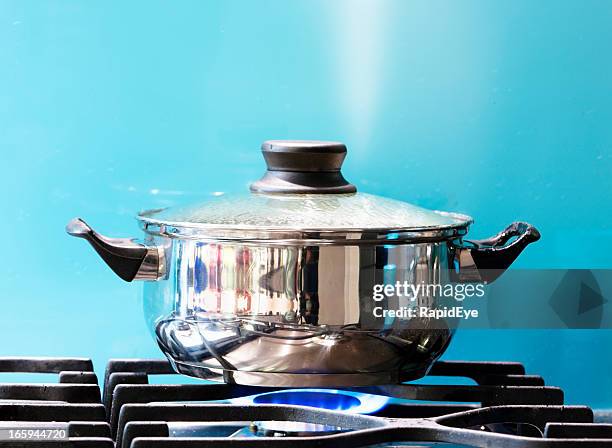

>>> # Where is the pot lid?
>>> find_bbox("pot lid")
[138,141,472,241]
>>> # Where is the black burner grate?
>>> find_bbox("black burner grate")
[0,357,610,447]
[102,358,612,447]
[0,357,112,447]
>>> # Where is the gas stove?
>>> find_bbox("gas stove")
[0,357,610,447]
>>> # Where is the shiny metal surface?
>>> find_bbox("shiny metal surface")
[137,216,472,244]
[147,238,456,386]
[69,216,538,386]
[136,245,166,281]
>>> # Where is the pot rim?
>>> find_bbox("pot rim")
[138,209,474,245]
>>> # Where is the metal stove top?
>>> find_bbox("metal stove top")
[0,357,609,447]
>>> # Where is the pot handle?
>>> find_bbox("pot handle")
[66,218,164,282]
[454,221,540,283]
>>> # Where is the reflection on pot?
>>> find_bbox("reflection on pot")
[149,239,455,386]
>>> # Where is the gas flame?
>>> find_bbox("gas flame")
[232,388,389,415]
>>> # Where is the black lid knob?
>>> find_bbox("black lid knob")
[250,140,357,194]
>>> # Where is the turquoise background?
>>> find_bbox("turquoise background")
[1,1,611,407]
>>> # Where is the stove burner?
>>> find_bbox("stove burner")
[250,420,345,437]
[0,357,609,447]
[238,388,390,414]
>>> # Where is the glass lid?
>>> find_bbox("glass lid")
[138,141,472,239]
[139,192,470,231]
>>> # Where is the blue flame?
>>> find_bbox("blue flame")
[232,389,389,414]
[253,390,359,410]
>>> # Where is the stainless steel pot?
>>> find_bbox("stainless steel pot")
[67,140,540,387]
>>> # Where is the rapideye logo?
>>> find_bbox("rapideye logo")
[371,281,485,321]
